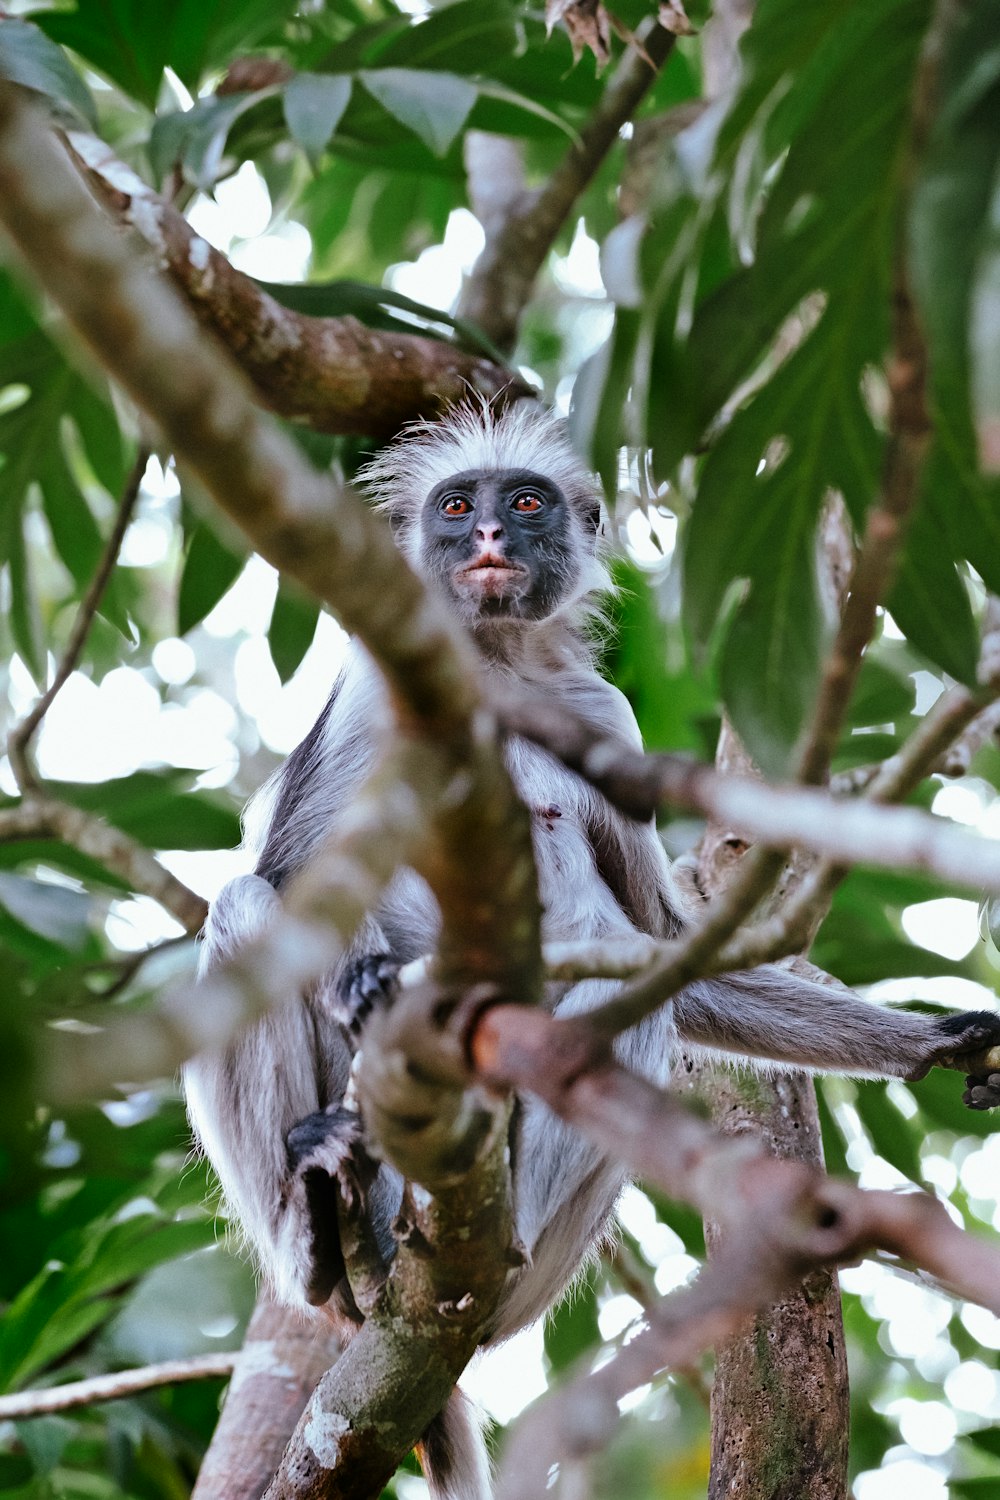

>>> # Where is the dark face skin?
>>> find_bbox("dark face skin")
[419,468,580,624]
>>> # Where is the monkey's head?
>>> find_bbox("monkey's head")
[360,403,607,634]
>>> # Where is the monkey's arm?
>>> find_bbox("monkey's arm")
[674,967,1000,1093]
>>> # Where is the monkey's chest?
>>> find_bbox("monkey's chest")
[506,742,636,943]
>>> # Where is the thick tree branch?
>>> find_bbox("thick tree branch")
[458,22,678,354]
[65,133,527,439]
[191,1297,344,1500]
[0,84,481,739]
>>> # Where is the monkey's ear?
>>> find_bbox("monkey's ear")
[587,503,601,534]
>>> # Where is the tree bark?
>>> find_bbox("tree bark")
[191,1296,343,1500]
[674,717,850,1500]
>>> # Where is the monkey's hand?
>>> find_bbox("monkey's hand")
[335,953,400,1038]
[284,1105,363,1306]
[909,1010,1000,1110]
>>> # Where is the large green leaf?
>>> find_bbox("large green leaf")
[0,1213,213,1391]
[38,0,296,106]
[283,73,353,164]
[360,69,476,158]
[177,516,246,637]
[0,18,96,127]
[268,580,319,685]
[911,0,1000,522]
[625,0,936,768]
[0,278,130,674]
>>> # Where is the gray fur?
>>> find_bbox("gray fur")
[184,403,999,1499]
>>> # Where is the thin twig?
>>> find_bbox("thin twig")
[583,847,786,1039]
[458,20,677,353]
[720,674,1000,971]
[7,447,149,793]
[0,1354,238,1419]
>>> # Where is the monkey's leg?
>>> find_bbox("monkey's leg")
[493,980,678,1339]
[184,874,359,1309]
[674,967,1000,1104]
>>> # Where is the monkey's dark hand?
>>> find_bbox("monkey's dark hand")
[285,1106,363,1306]
[912,1010,1000,1109]
[335,953,400,1037]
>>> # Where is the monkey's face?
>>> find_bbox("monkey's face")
[419,468,584,625]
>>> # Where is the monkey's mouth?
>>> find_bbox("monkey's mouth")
[456,556,528,602]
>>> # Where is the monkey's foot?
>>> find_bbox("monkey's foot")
[336,953,400,1037]
[921,1011,1000,1110]
[964,1072,1000,1110]
[284,1106,362,1305]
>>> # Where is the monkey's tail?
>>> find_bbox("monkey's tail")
[418,1387,492,1500]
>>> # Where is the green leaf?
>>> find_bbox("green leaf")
[177,518,246,636]
[964,1427,1000,1463]
[571,310,641,502]
[0,280,129,653]
[544,1263,600,1372]
[0,18,97,127]
[888,501,979,684]
[853,1082,923,1183]
[149,92,274,191]
[49,772,242,852]
[283,73,353,162]
[911,0,1000,455]
[37,0,296,106]
[268,581,319,684]
[360,69,476,157]
[255,276,503,361]
[0,875,91,951]
[846,658,916,727]
[368,0,519,74]
[634,0,935,761]
[604,562,719,757]
[970,166,1000,472]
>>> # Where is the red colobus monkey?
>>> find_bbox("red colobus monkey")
[185,404,1000,1499]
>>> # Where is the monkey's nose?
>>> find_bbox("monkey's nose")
[476,523,504,542]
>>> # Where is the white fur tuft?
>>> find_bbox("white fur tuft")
[357,400,600,562]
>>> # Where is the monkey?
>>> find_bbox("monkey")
[184,402,1000,1500]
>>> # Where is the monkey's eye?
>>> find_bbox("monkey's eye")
[513,492,543,514]
[440,494,472,517]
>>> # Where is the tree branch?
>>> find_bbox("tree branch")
[0,85,486,739]
[0,796,207,932]
[191,1296,344,1500]
[457,22,678,354]
[469,1004,1000,1495]
[0,1354,238,1420]
[63,132,527,439]
[503,691,1000,892]
[7,445,149,793]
